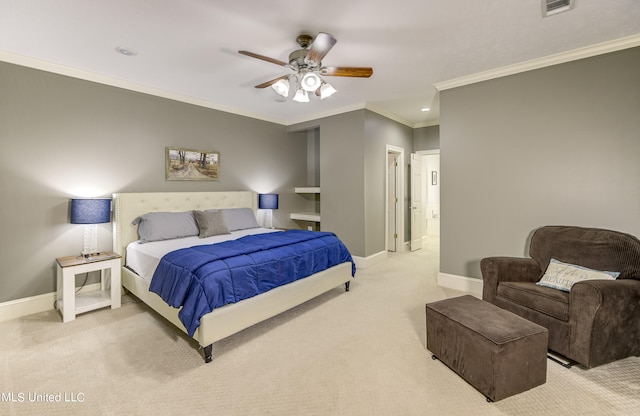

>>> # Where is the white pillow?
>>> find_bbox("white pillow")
[536,259,619,292]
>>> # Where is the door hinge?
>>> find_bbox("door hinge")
[394,233,398,239]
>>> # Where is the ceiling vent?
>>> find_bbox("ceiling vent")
[542,0,574,17]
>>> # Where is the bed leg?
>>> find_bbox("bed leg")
[345,281,350,292]
[203,344,213,363]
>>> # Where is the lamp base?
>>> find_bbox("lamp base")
[82,224,100,257]
[266,210,273,229]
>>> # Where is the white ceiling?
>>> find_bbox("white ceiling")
[1,0,639,127]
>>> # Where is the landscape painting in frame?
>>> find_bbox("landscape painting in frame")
[166,147,220,181]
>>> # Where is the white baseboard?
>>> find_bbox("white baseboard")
[437,272,483,298]
[0,252,384,320]
[0,283,101,322]
[352,250,387,270]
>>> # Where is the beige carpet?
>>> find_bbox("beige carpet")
[2,239,639,415]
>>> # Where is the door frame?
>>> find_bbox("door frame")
[385,145,405,252]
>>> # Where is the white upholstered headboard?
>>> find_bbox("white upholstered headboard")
[112,191,257,259]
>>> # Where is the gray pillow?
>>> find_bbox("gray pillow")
[132,211,199,243]
[220,208,260,231]
[193,210,230,238]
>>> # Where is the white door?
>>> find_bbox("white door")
[410,153,423,251]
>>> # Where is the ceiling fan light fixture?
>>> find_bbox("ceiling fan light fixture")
[301,72,322,92]
[320,82,337,99]
[240,32,371,103]
[293,88,309,103]
[271,78,290,97]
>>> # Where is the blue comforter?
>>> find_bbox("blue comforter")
[149,230,355,336]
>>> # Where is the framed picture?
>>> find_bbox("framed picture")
[165,147,220,181]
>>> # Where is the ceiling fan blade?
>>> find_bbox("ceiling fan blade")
[239,50,288,67]
[254,75,288,89]
[305,32,337,66]
[320,66,373,78]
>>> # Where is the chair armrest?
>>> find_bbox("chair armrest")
[480,257,541,303]
[570,279,640,367]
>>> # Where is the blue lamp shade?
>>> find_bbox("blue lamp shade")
[70,198,111,224]
[258,194,279,210]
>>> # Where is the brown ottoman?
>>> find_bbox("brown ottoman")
[426,295,548,402]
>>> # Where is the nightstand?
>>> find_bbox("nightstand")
[55,251,122,322]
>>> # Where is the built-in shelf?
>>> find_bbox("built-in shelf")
[292,186,321,223]
[294,187,320,193]
[290,212,321,222]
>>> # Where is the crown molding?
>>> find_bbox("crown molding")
[284,101,423,128]
[9,33,633,129]
[363,103,415,128]
[434,33,640,91]
[0,50,422,128]
[0,50,289,125]
[284,102,367,126]
[413,120,440,128]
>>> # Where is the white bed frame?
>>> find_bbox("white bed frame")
[112,191,352,362]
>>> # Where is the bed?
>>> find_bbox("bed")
[112,191,355,362]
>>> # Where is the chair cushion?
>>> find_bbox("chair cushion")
[497,282,570,321]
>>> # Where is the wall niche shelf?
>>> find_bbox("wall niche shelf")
[294,187,320,193]
[291,187,321,223]
[290,212,321,222]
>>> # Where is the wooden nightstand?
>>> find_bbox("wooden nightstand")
[55,251,122,322]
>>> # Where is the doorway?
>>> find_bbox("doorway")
[417,150,440,242]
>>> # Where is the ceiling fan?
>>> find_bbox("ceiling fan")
[238,32,373,102]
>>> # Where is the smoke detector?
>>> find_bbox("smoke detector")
[542,0,575,17]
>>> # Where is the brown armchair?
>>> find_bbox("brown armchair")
[481,225,640,368]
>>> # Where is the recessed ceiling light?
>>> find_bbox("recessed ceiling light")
[115,47,137,56]
[421,107,430,112]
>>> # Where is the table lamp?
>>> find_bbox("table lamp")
[258,194,279,229]
[70,198,111,257]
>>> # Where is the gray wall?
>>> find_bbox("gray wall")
[413,125,440,151]
[306,128,320,187]
[439,46,640,279]
[319,111,367,254]
[0,62,307,303]
[364,111,414,252]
